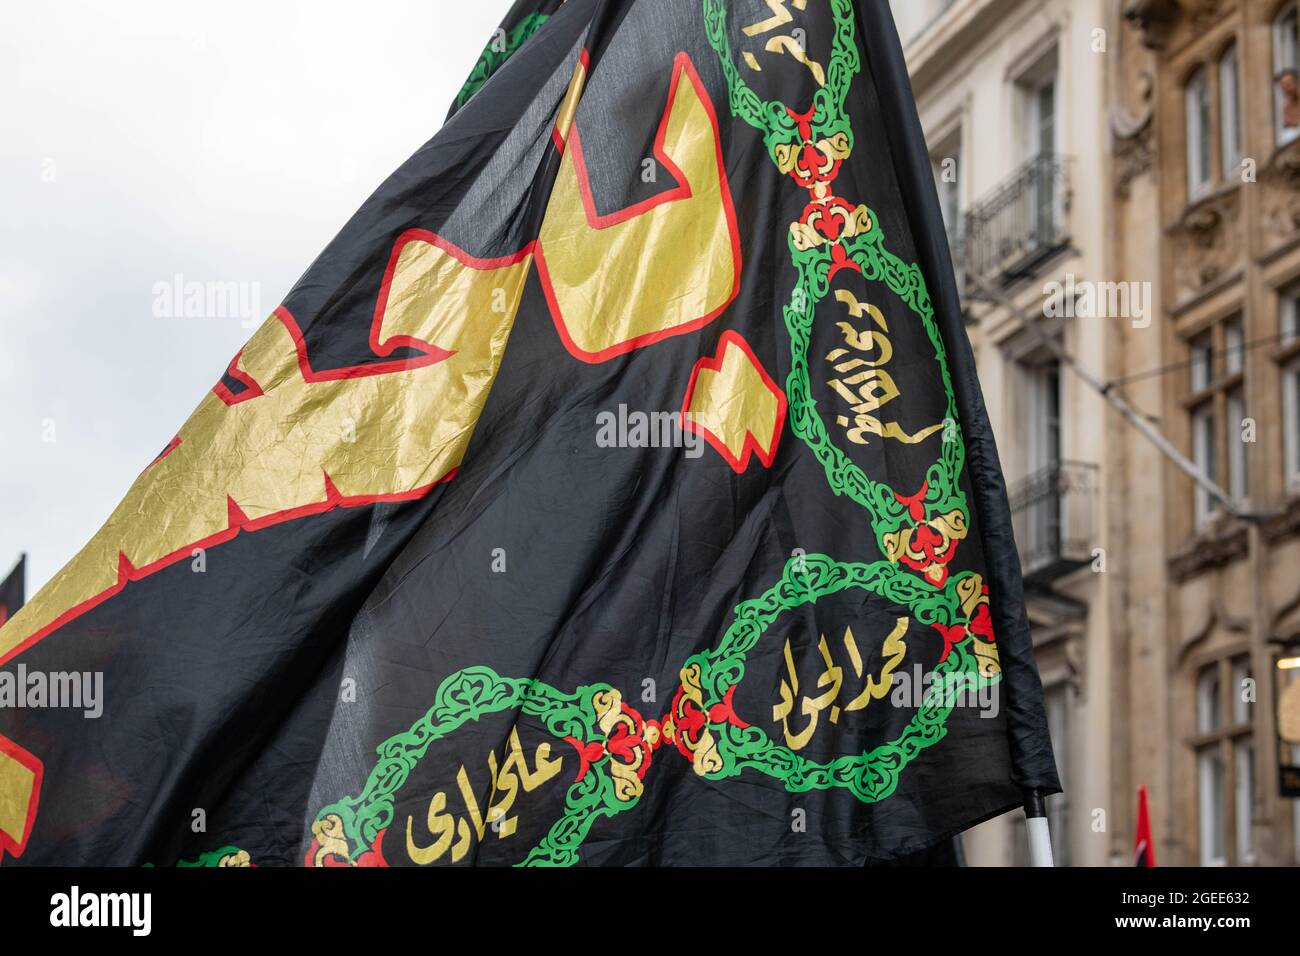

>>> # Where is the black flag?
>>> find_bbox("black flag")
[0,556,22,629]
[0,0,1058,867]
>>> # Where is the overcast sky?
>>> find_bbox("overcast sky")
[0,1,506,592]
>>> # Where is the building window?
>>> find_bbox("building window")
[1194,656,1254,867]
[1225,319,1247,502]
[1224,317,1244,376]
[1016,50,1059,251]
[1229,658,1255,865]
[1234,740,1255,864]
[1198,749,1227,865]
[1029,75,1057,161]
[1219,42,1241,177]
[1029,360,1062,474]
[1197,665,1226,865]
[1286,358,1300,492]
[1045,684,1069,866]
[1198,664,1222,734]
[1015,44,1058,163]
[1184,317,1247,527]
[1189,332,1218,524]
[1281,285,1300,492]
[1186,66,1212,200]
[1275,3,1300,145]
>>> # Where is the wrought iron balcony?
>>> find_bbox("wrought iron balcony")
[1008,460,1098,583]
[962,153,1071,287]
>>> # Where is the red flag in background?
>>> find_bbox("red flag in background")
[1134,785,1156,866]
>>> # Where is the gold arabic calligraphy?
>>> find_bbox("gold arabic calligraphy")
[740,0,825,86]
[405,728,563,865]
[826,289,945,447]
[773,617,909,751]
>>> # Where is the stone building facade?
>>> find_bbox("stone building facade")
[892,0,1300,865]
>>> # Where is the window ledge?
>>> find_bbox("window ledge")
[1169,180,1241,235]
[1262,493,1300,544]
[1169,517,1249,582]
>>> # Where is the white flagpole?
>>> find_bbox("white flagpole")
[1023,789,1055,867]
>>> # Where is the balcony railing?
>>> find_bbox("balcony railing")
[962,153,1071,286]
[1008,460,1098,582]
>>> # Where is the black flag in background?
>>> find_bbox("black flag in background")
[0,557,21,632]
[0,0,1058,866]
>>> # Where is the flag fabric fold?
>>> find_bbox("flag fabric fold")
[0,0,1058,867]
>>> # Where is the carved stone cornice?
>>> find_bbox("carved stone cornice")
[1264,143,1300,190]
[1123,0,1181,49]
[1184,0,1226,33]
[1111,12,1156,198]
[1124,0,1225,50]
[1175,592,1250,667]
[1111,80,1154,200]
[1190,0,1227,30]
[1259,137,1300,253]
[1165,186,1243,304]
[1168,519,1248,584]
[1113,113,1154,199]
